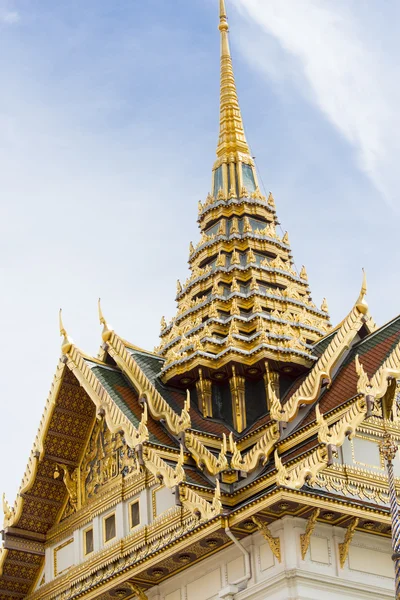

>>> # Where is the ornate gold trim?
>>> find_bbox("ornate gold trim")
[106,332,191,435]
[252,516,281,562]
[179,480,222,521]
[275,447,328,490]
[3,361,65,529]
[316,397,367,447]
[143,445,185,488]
[66,346,148,450]
[300,508,320,560]
[229,424,280,473]
[338,517,359,568]
[185,432,228,475]
[271,298,368,423]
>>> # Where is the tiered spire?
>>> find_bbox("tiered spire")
[217,0,250,160]
[157,1,331,431]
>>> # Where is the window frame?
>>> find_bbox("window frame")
[102,512,117,544]
[83,526,94,556]
[129,499,140,530]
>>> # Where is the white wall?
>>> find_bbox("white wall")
[45,484,175,582]
[144,516,395,600]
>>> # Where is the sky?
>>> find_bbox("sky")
[1,0,399,504]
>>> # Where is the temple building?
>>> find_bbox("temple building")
[2,1,400,599]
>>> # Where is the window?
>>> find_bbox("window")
[129,500,140,529]
[84,528,94,555]
[103,513,116,543]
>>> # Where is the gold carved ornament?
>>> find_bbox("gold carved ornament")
[79,418,141,507]
[103,333,191,436]
[184,432,228,475]
[270,276,372,424]
[53,464,79,512]
[252,516,281,562]
[356,342,400,404]
[300,508,320,560]
[316,401,366,446]
[275,384,377,492]
[143,445,185,488]
[179,479,223,522]
[339,517,359,568]
[2,494,14,528]
[129,584,148,600]
[274,447,328,491]
[229,424,280,473]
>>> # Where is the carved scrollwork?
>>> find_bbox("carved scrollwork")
[252,516,281,562]
[54,464,79,512]
[316,397,367,447]
[274,447,328,490]
[185,432,228,475]
[300,508,320,560]
[143,445,185,488]
[339,518,359,568]
[179,479,222,521]
[229,425,279,473]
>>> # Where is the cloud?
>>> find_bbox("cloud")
[0,0,19,23]
[232,0,400,209]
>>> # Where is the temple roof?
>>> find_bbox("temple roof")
[1,2,400,599]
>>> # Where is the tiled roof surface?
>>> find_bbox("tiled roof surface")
[297,315,400,429]
[90,363,178,448]
[131,349,233,437]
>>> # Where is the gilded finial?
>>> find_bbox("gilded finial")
[59,309,73,355]
[355,269,368,315]
[177,280,182,295]
[321,298,329,313]
[300,265,308,281]
[160,316,167,331]
[185,388,191,413]
[98,298,113,342]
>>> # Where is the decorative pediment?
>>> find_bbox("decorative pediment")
[57,417,141,520]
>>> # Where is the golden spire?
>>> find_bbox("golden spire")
[59,309,73,355]
[217,0,250,160]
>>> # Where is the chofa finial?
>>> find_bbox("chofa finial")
[59,309,73,355]
[355,269,368,315]
[98,298,113,342]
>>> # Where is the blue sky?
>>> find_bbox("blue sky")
[1,0,399,502]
